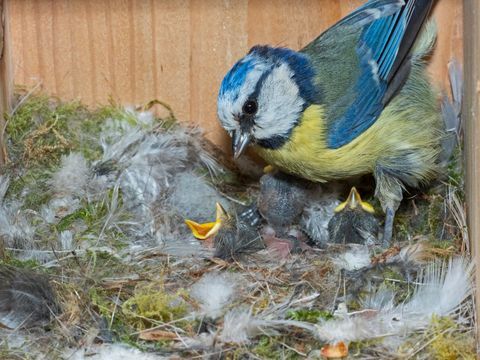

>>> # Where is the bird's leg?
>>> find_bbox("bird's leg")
[383,207,395,246]
[374,165,403,247]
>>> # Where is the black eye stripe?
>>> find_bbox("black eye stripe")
[250,67,272,101]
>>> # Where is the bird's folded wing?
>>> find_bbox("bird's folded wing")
[302,0,433,149]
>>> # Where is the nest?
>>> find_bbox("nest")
[0,90,474,360]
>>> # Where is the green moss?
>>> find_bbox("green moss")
[6,167,53,210]
[122,281,188,331]
[56,196,110,232]
[6,93,53,143]
[0,254,41,269]
[427,195,446,239]
[89,286,138,345]
[252,336,298,360]
[286,309,333,323]
[425,316,475,360]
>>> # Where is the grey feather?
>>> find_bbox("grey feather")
[0,266,59,329]
[439,59,463,165]
[214,212,264,261]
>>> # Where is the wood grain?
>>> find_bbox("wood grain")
[463,0,480,342]
[0,0,13,165]
[6,0,463,152]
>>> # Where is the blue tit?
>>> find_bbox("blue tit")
[217,0,442,244]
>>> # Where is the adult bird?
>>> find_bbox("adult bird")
[217,0,442,244]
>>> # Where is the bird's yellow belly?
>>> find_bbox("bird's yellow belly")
[254,103,440,183]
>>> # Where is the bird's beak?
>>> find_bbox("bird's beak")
[185,202,229,240]
[334,187,375,214]
[232,130,251,159]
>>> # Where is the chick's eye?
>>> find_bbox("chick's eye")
[242,100,258,115]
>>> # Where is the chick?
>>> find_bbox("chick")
[186,203,263,261]
[328,187,379,245]
[0,265,59,329]
[217,0,441,244]
[213,205,264,261]
[255,170,314,255]
[258,171,312,234]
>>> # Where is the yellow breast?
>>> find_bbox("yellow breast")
[254,103,439,183]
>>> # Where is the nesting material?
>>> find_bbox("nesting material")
[332,245,372,271]
[190,272,242,318]
[0,265,59,329]
[67,344,166,360]
[170,172,229,222]
[220,308,276,344]
[313,257,473,345]
[301,193,340,246]
[51,152,89,197]
[0,93,472,359]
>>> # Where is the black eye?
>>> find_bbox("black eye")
[242,100,258,115]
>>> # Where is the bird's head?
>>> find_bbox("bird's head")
[217,45,320,158]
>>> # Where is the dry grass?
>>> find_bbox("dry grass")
[0,91,475,359]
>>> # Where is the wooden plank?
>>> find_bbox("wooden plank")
[0,0,13,166]
[5,0,463,153]
[189,0,248,146]
[151,0,190,122]
[463,0,480,344]
[247,0,340,49]
[52,0,74,98]
[429,0,464,90]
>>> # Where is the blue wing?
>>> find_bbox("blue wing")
[326,0,433,149]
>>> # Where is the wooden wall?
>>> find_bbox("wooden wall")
[0,0,13,165]
[7,0,463,152]
[464,0,480,342]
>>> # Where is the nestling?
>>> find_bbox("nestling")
[328,187,379,245]
[257,171,312,235]
[185,203,263,261]
[217,0,442,244]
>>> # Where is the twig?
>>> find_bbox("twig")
[109,285,123,330]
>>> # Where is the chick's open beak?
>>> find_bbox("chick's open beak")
[335,187,375,214]
[185,203,230,240]
[232,130,251,159]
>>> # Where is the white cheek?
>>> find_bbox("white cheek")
[254,64,304,140]
[217,98,237,131]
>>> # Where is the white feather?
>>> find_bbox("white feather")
[332,245,372,271]
[301,193,340,245]
[59,230,74,251]
[40,196,80,225]
[0,200,35,250]
[191,272,241,318]
[168,172,229,223]
[220,308,276,344]
[51,152,89,197]
[313,257,473,343]
[67,344,164,360]
[0,175,10,202]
